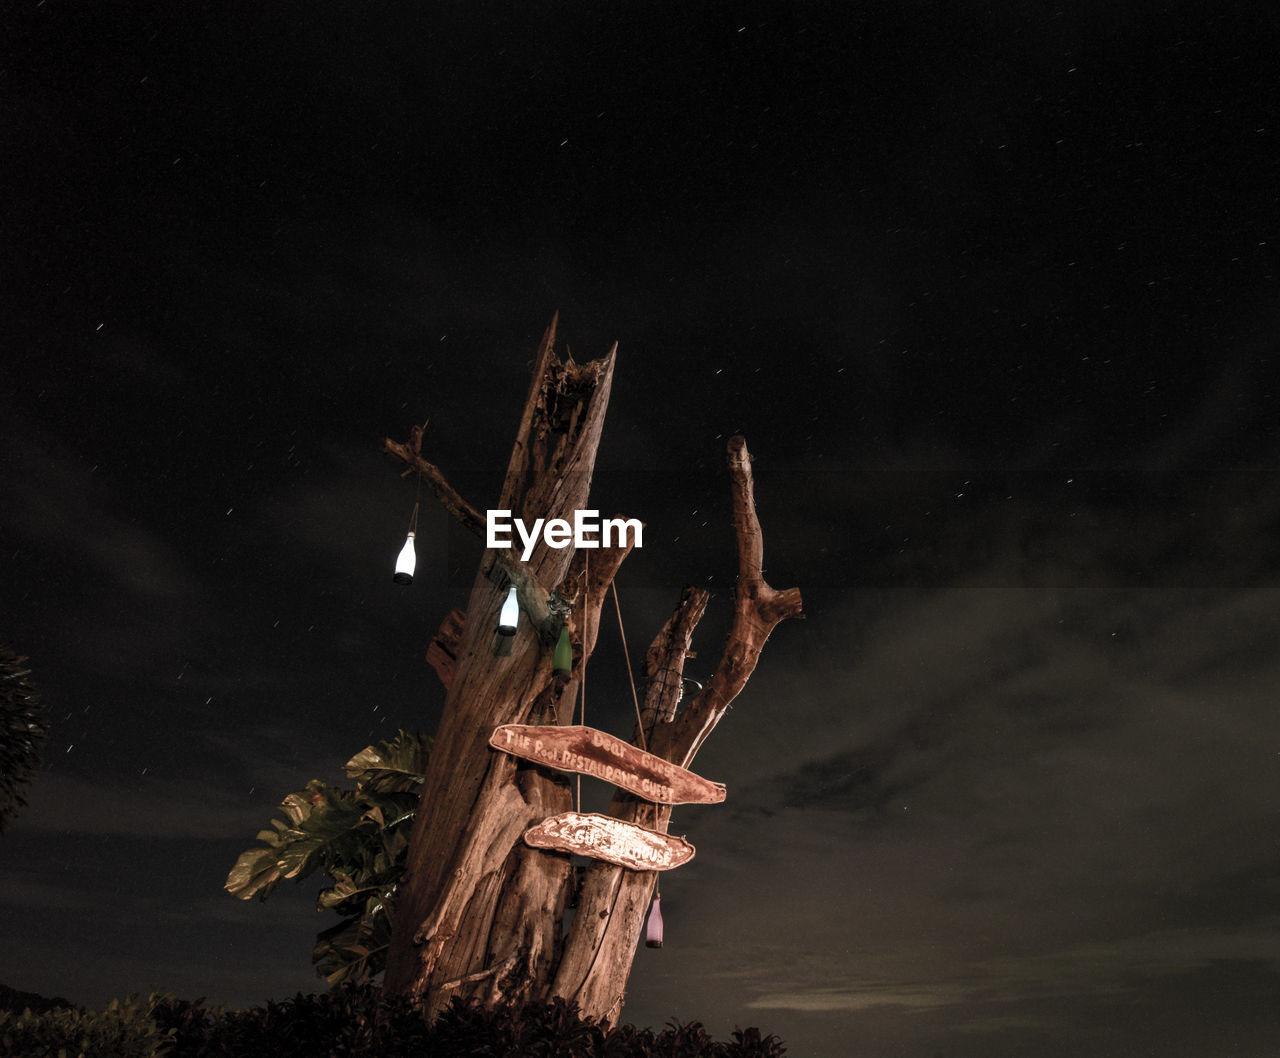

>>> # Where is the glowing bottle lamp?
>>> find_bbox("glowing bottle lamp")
[393,531,416,585]
[498,585,519,636]
[645,894,664,949]
[553,623,573,676]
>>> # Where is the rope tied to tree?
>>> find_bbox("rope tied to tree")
[574,554,647,798]
[611,581,647,753]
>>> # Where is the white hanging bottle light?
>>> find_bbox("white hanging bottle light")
[498,584,520,635]
[394,532,416,584]
[645,891,664,948]
[393,501,419,585]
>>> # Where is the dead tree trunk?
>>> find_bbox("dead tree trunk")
[381,317,803,1023]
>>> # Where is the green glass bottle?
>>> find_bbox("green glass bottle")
[553,623,573,676]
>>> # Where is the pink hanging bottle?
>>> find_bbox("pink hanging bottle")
[645,893,664,948]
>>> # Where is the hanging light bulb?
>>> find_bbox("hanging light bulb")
[393,531,416,584]
[393,500,420,585]
[645,893,664,948]
[553,622,573,676]
[498,584,519,635]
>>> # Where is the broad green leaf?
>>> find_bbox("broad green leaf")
[225,845,286,901]
[229,728,429,985]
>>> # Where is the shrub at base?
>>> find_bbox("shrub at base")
[0,996,174,1058]
[3,986,787,1057]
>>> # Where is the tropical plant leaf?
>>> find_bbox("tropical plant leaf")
[312,894,394,987]
[227,729,430,986]
[225,844,290,902]
[344,729,431,783]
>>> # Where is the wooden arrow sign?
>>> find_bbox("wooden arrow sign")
[490,724,726,805]
[523,811,695,871]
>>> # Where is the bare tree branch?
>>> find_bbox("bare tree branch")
[653,435,804,767]
[381,438,487,538]
[641,586,710,737]
[554,439,799,1020]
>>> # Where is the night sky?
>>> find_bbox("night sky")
[3,3,1279,1055]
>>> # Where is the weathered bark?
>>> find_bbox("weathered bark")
[425,608,465,691]
[550,446,804,1022]
[382,317,621,1007]
[381,320,802,1023]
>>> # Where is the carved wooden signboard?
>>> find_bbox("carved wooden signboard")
[523,811,696,871]
[490,724,726,805]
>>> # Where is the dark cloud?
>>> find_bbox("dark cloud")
[614,564,1280,1050]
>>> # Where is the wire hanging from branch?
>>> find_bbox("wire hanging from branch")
[575,550,588,813]
[610,581,646,752]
